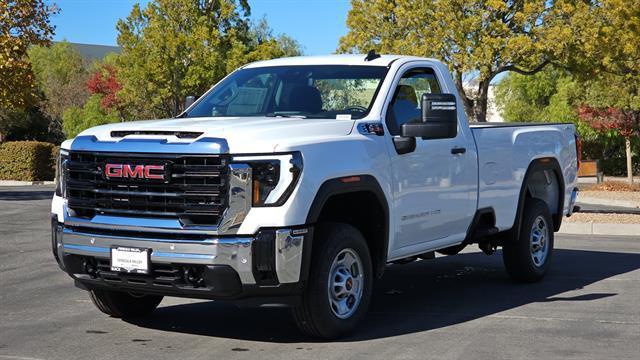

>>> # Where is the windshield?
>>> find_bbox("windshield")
[185,65,388,119]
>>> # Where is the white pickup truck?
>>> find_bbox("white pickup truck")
[51,54,580,338]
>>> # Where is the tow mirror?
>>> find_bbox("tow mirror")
[400,93,458,139]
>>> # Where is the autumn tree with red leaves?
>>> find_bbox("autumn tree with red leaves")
[579,106,639,183]
[86,64,121,111]
[62,60,123,138]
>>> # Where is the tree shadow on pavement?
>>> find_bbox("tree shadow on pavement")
[125,248,640,343]
[0,189,54,201]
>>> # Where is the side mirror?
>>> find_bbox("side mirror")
[400,93,458,140]
[392,136,416,155]
[184,95,196,109]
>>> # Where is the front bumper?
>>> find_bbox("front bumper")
[52,217,312,303]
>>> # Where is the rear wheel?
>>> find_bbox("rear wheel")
[502,198,554,282]
[89,289,163,318]
[292,223,373,339]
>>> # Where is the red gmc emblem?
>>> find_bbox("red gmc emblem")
[104,163,165,180]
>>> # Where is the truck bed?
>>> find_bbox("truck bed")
[470,122,578,231]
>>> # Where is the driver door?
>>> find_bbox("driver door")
[386,66,477,258]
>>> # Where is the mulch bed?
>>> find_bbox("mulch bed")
[580,181,640,192]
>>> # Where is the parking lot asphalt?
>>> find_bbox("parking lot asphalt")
[1,186,639,360]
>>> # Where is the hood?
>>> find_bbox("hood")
[76,116,355,153]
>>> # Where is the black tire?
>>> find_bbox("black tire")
[89,289,163,318]
[436,244,466,256]
[502,198,554,282]
[292,223,373,339]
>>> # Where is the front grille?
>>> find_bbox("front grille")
[65,151,229,226]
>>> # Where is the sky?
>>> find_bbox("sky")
[49,0,352,55]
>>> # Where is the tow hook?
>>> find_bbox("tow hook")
[83,258,98,278]
[184,266,205,287]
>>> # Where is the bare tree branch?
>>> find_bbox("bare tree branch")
[494,60,551,77]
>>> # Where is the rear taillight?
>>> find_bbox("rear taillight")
[575,133,582,171]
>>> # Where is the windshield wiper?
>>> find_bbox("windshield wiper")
[266,112,307,119]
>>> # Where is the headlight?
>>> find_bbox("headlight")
[233,152,302,207]
[55,149,68,197]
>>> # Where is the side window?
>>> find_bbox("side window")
[386,68,441,136]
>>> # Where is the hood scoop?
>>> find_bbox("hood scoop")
[110,130,203,139]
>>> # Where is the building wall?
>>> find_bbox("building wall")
[486,86,503,122]
[462,82,504,122]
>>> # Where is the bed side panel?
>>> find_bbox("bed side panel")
[472,124,577,231]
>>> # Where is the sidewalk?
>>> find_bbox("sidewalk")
[569,181,640,236]
[559,212,640,236]
[578,175,640,184]
[578,191,640,209]
[0,180,55,186]
[559,221,640,236]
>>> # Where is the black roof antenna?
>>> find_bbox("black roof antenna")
[364,50,381,61]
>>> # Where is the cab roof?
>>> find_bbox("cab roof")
[242,54,437,68]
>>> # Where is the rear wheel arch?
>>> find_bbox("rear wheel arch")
[512,158,565,235]
[306,175,389,279]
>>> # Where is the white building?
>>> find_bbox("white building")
[463,79,504,122]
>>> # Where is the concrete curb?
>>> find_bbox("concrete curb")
[578,196,640,209]
[559,221,640,236]
[0,180,55,186]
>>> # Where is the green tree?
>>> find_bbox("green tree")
[338,0,589,122]
[62,95,120,138]
[0,0,57,110]
[495,67,636,175]
[577,73,640,182]
[27,41,90,137]
[495,69,606,152]
[569,0,639,81]
[115,0,301,119]
[0,107,54,142]
[495,69,580,122]
[572,0,640,182]
[240,18,303,65]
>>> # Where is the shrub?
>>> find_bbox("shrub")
[0,141,57,181]
[51,145,60,182]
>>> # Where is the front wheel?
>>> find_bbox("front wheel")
[502,198,554,282]
[292,223,373,339]
[89,289,163,318]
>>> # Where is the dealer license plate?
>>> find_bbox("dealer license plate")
[110,247,150,274]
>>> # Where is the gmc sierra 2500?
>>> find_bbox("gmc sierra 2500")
[51,54,580,339]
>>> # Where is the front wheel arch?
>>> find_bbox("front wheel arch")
[306,175,389,279]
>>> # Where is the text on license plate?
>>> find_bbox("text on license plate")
[111,247,150,274]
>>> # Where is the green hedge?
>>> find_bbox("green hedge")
[0,141,57,181]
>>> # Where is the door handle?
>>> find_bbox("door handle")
[451,147,466,155]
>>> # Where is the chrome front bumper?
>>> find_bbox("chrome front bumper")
[55,223,308,286]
